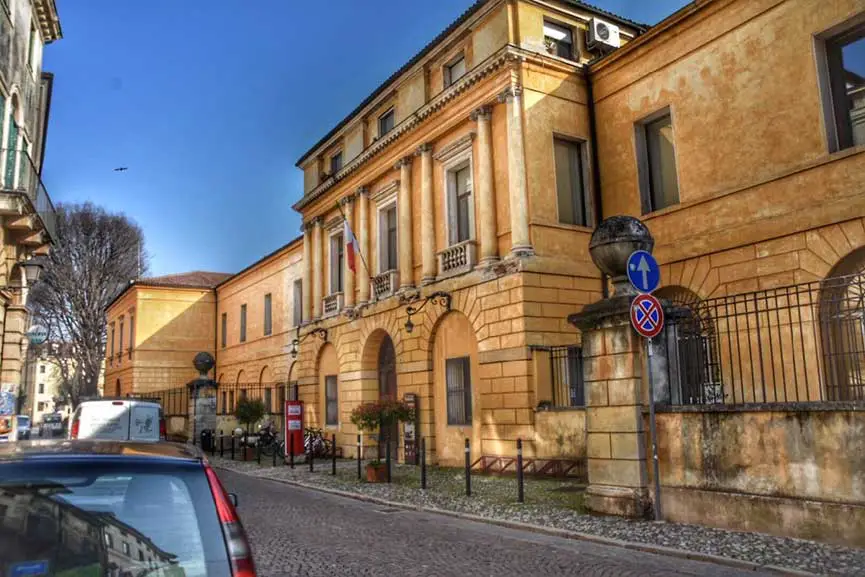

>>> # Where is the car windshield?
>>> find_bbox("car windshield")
[44,415,61,423]
[0,458,230,577]
[17,417,29,427]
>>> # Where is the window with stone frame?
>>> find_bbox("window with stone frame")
[446,162,473,245]
[378,203,398,273]
[544,20,575,60]
[444,53,467,87]
[446,357,472,425]
[636,109,679,214]
[325,375,338,426]
[330,150,343,174]
[819,21,865,151]
[378,108,395,137]
[330,231,344,294]
[554,137,592,227]
[240,304,247,343]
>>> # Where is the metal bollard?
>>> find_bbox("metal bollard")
[220,433,224,458]
[273,441,277,467]
[517,438,524,503]
[420,437,427,490]
[386,436,392,484]
[290,437,295,469]
[211,434,216,457]
[309,442,314,473]
[357,434,362,480]
[465,438,471,497]
[332,434,337,476]
[230,435,235,460]
[257,441,261,465]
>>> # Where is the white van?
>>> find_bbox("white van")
[69,398,166,442]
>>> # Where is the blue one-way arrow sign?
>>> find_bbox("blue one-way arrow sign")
[627,250,660,294]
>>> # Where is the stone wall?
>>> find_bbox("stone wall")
[654,406,865,547]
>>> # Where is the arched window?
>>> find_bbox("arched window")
[820,247,865,400]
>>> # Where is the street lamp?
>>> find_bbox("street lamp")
[0,256,45,290]
[288,326,328,360]
[404,291,452,334]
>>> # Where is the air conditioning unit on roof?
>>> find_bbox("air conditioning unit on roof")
[587,17,620,51]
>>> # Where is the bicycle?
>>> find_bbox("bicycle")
[303,427,332,458]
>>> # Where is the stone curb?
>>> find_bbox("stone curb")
[216,465,814,577]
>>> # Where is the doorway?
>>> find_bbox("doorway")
[378,335,398,460]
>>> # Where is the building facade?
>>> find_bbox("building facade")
[289,0,865,472]
[0,0,60,438]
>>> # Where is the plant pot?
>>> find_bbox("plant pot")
[243,447,257,461]
[366,462,388,483]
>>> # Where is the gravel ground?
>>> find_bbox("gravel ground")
[210,455,865,575]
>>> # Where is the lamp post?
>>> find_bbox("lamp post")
[288,326,328,360]
[404,291,452,334]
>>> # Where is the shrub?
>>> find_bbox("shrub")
[350,399,414,433]
[234,397,266,434]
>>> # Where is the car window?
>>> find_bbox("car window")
[0,459,230,577]
[17,417,29,426]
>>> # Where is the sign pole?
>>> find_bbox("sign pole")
[646,337,662,522]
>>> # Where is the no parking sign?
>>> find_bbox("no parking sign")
[630,293,664,338]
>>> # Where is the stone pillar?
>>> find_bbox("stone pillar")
[396,156,414,290]
[418,143,436,284]
[568,216,658,519]
[312,216,323,319]
[498,85,533,257]
[342,195,356,310]
[357,187,370,305]
[301,223,312,323]
[471,105,498,265]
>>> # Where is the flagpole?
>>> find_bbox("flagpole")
[334,199,372,281]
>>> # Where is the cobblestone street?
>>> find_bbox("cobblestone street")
[218,468,780,577]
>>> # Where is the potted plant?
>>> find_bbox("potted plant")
[234,397,265,460]
[350,399,414,482]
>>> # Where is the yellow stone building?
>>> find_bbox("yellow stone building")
[289,0,865,471]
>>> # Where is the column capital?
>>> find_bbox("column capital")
[339,195,355,206]
[356,185,369,197]
[415,143,433,156]
[311,215,324,227]
[394,156,413,170]
[497,84,522,103]
[470,105,493,122]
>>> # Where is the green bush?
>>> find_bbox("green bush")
[350,399,414,433]
[234,397,265,434]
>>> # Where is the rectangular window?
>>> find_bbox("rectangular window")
[221,391,227,415]
[38,383,43,394]
[330,233,344,293]
[39,365,45,374]
[378,108,395,137]
[444,54,466,87]
[122,542,129,555]
[278,385,286,414]
[379,205,398,272]
[445,163,473,245]
[554,138,591,227]
[330,151,343,174]
[240,305,247,343]
[823,24,865,151]
[325,375,338,426]
[445,357,472,425]
[37,401,44,411]
[550,346,585,407]
[263,293,272,336]
[544,21,574,60]
[221,313,227,348]
[229,390,235,413]
[118,317,124,360]
[128,314,135,358]
[264,387,272,412]
[293,280,303,326]
[637,111,679,213]
[27,23,35,70]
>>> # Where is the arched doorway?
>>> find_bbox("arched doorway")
[378,335,398,459]
[115,379,121,397]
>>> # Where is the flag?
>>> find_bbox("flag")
[344,218,357,274]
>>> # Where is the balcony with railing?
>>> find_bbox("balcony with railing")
[323,292,344,317]
[437,240,477,279]
[372,269,399,301]
[0,148,56,245]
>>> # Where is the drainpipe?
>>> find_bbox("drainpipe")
[585,68,609,299]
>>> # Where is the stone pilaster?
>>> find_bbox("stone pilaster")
[417,143,436,284]
[311,216,323,319]
[470,105,498,265]
[341,196,356,310]
[301,222,312,323]
[498,85,533,257]
[357,187,370,305]
[396,156,414,290]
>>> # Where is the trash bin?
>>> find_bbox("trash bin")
[200,429,214,452]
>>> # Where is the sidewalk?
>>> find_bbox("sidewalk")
[210,455,865,575]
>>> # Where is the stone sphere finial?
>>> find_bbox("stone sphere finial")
[193,352,215,376]
[589,216,654,295]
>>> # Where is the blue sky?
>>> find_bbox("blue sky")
[43,0,688,277]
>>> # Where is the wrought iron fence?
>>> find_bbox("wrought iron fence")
[549,346,585,408]
[664,271,865,406]
[144,381,298,422]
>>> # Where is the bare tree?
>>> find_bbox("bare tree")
[29,202,148,408]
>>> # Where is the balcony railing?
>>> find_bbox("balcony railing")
[323,292,343,317]
[372,270,399,301]
[438,240,477,279]
[0,148,56,242]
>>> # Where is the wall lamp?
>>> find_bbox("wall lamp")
[404,291,452,334]
[288,325,328,360]
[0,257,45,290]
